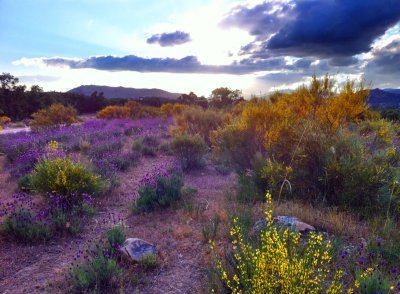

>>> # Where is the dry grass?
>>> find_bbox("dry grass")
[272,200,369,241]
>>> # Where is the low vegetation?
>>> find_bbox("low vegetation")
[133,169,184,212]
[171,133,207,170]
[1,75,400,292]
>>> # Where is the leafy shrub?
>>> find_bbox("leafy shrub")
[212,76,370,171]
[30,103,78,131]
[170,107,231,144]
[213,193,344,293]
[106,226,126,255]
[358,119,396,146]
[171,133,207,170]
[2,208,51,242]
[320,130,400,216]
[355,268,390,294]
[47,193,96,235]
[0,193,96,242]
[134,105,162,119]
[236,174,264,203]
[18,174,32,191]
[70,243,121,291]
[0,115,11,126]
[202,215,220,243]
[133,136,159,157]
[30,158,104,197]
[139,254,158,270]
[158,141,173,155]
[160,103,188,117]
[134,170,184,212]
[96,105,130,119]
[112,151,141,171]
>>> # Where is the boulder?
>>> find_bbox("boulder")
[119,238,157,262]
[275,216,315,232]
[254,216,315,233]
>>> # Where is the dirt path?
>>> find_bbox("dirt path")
[0,155,175,293]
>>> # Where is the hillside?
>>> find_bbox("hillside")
[68,85,182,99]
[384,88,400,95]
[368,88,400,107]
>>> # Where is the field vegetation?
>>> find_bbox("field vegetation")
[0,75,399,293]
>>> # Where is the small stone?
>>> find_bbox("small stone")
[119,238,157,262]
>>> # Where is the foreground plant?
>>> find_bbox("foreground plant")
[133,168,183,212]
[213,192,344,293]
[30,157,105,197]
[69,242,121,291]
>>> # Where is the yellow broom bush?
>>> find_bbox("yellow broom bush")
[213,192,344,293]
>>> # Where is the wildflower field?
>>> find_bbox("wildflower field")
[0,76,399,293]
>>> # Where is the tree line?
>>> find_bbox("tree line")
[0,73,244,120]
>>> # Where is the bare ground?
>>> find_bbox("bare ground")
[0,152,235,293]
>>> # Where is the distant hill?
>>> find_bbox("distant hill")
[368,88,400,108]
[68,85,182,99]
[383,88,400,95]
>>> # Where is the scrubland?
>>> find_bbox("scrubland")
[0,76,399,293]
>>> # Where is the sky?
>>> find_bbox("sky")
[1,0,400,97]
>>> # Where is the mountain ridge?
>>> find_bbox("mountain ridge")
[368,88,400,108]
[68,85,182,99]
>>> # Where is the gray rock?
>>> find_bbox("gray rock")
[119,238,157,262]
[254,216,315,233]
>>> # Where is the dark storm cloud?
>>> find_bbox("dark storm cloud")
[328,57,359,67]
[366,39,400,74]
[221,1,294,37]
[146,31,191,47]
[38,54,299,74]
[223,0,400,59]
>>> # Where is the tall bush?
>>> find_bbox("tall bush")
[30,103,78,130]
[30,158,104,197]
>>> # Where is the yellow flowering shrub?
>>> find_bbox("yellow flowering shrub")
[160,103,189,116]
[213,192,344,293]
[30,158,105,197]
[30,104,78,131]
[211,76,370,170]
[170,106,231,144]
[96,105,130,119]
[0,115,11,126]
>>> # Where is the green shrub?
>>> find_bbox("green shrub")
[2,209,51,242]
[171,133,207,170]
[236,174,264,203]
[158,141,173,155]
[134,171,184,213]
[321,130,400,216]
[106,226,126,255]
[171,107,231,144]
[133,136,159,156]
[18,174,33,191]
[49,208,84,235]
[355,268,390,294]
[70,246,121,291]
[139,254,158,270]
[30,158,104,198]
[202,215,220,243]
